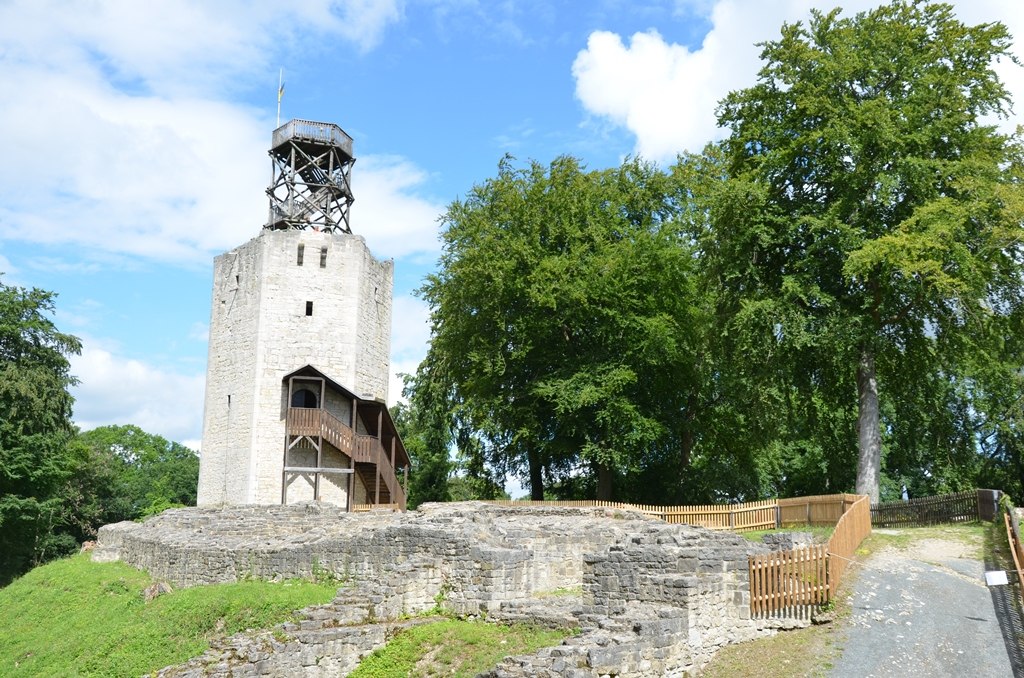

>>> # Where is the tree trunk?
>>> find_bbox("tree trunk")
[596,462,613,501]
[527,448,544,500]
[680,425,693,470]
[855,350,882,503]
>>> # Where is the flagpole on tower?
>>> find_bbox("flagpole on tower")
[276,68,285,127]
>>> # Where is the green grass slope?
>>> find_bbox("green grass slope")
[0,554,338,677]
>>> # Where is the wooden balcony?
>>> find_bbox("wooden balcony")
[285,407,406,509]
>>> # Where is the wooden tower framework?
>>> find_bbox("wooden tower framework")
[265,119,355,233]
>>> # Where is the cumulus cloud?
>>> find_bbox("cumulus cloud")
[573,0,1024,162]
[387,294,433,405]
[71,340,207,444]
[0,254,16,278]
[354,158,445,260]
[0,0,431,266]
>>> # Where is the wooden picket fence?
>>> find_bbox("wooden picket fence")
[871,490,985,527]
[351,503,402,512]
[749,494,872,617]
[1004,511,1024,596]
[779,494,862,527]
[748,544,829,617]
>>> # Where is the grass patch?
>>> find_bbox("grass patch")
[349,619,572,677]
[533,586,582,598]
[699,611,847,678]
[859,522,986,558]
[737,525,835,543]
[0,554,338,677]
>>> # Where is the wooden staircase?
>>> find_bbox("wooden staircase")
[354,462,391,504]
[286,407,405,509]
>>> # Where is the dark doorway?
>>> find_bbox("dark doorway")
[291,388,319,408]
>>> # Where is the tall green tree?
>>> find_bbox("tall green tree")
[76,424,199,518]
[0,278,82,584]
[393,368,454,508]
[712,0,1024,501]
[419,156,702,500]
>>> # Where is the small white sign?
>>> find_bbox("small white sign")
[985,570,1009,586]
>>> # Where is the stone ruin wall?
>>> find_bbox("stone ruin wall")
[94,502,807,677]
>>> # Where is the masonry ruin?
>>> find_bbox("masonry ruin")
[94,502,805,677]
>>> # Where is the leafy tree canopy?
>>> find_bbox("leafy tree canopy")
[76,424,199,518]
[711,0,1024,501]
[0,278,81,584]
[417,155,704,500]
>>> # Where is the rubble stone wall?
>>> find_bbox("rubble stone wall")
[94,502,807,677]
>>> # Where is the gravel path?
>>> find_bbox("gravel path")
[830,532,1020,677]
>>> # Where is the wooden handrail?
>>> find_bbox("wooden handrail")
[287,407,405,509]
[358,435,405,509]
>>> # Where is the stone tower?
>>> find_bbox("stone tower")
[197,120,407,508]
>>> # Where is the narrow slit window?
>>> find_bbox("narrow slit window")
[297,244,305,266]
[305,301,313,316]
[320,246,328,268]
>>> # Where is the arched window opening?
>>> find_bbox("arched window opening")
[291,388,319,409]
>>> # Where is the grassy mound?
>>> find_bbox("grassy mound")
[349,618,572,677]
[0,554,338,677]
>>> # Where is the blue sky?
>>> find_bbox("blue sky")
[1,0,1021,455]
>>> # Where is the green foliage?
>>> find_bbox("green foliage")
[447,474,509,502]
[0,276,202,585]
[76,424,200,521]
[404,2,1024,505]
[394,375,454,508]
[708,0,1024,500]
[418,155,704,500]
[348,619,571,678]
[0,278,82,585]
[0,554,337,677]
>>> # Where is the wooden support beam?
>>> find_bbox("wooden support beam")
[314,435,322,501]
[284,466,354,474]
[375,409,383,505]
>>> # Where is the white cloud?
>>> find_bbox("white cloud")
[180,439,203,454]
[354,157,445,259]
[0,0,428,267]
[388,357,422,407]
[331,0,405,53]
[71,341,206,444]
[573,0,1024,162]
[0,1,400,95]
[387,294,433,405]
[0,254,16,278]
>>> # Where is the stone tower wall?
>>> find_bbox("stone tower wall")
[198,229,393,506]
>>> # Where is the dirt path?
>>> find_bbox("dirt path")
[830,530,1020,677]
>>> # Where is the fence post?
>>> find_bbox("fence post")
[729,508,735,530]
[978,489,999,521]
[775,504,781,529]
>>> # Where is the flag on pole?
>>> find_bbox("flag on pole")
[276,68,285,127]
